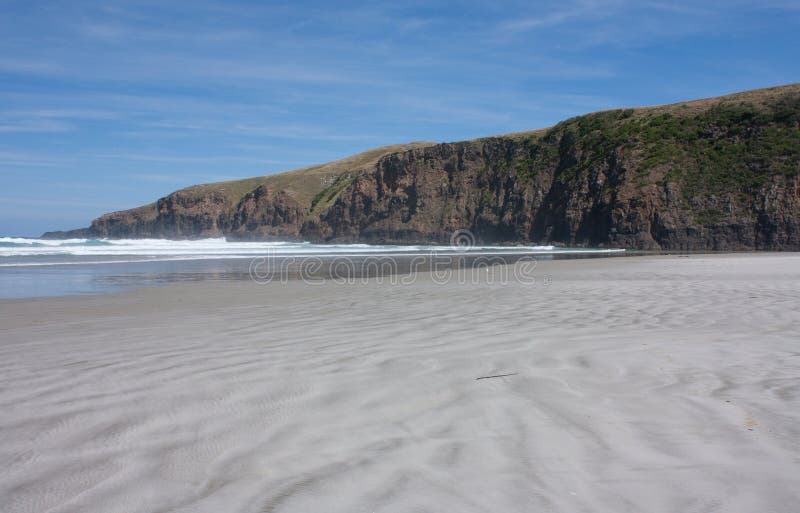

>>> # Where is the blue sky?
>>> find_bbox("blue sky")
[1,0,798,236]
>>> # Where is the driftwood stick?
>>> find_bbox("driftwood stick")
[475,372,518,380]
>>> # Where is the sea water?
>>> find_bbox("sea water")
[0,237,624,298]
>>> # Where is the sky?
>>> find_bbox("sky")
[1,0,798,236]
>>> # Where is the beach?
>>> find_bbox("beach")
[1,254,799,512]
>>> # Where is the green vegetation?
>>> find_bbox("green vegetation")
[512,135,558,182]
[544,87,799,204]
[310,170,363,212]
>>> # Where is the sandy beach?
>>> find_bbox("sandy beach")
[1,254,799,513]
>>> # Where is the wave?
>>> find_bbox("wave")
[0,250,628,268]
[0,236,623,265]
[0,237,107,246]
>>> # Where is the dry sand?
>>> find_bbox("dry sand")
[1,254,799,513]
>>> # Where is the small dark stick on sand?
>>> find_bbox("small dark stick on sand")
[475,373,518,380]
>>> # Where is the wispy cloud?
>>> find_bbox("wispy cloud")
[0,151,70,167]
[132,172,252,184]
[488,0,796,49]
[0,105,121,136]
[91,153,285,165]
[0,58,62,74]
[0,120,74,133]
[0,196,122,209]
[5,108,119,120]
[497,11,582,34]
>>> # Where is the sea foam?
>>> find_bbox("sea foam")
[0,237,619,265]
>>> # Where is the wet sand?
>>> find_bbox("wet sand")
[1,254,799,512]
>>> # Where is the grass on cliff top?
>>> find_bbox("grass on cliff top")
[484,83,800,140]
[546,83,800,191]
[174,141,436,208]
[96,202,159,221]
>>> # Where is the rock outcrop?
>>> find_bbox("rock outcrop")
[44,84,800,250]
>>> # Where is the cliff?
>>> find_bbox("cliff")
[44,84,800,250]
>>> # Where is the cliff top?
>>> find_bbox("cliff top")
[485,82,800,141]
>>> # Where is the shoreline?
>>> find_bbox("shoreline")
[2,250,796,301]
[0,249,627,300]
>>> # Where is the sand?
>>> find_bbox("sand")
[1,254,799,513]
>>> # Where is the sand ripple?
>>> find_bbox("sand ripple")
[1,255,799,512]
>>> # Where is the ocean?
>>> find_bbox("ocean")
[0,237,625,298]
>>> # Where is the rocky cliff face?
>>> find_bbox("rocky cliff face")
[307,136,800,250]
[229,185,306,240]
[45,84,800,250]
[305,140,548,244]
